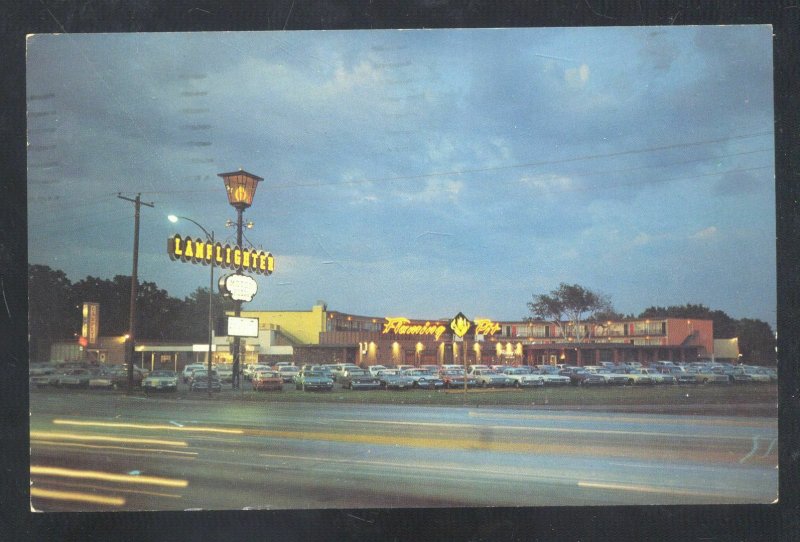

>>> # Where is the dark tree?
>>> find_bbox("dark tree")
[527,283,614,340]
[28,265,77,361]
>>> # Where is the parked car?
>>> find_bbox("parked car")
[663,366,697,384]
[216,364,234,383]
[502,367,545,388]
[277,365,300,383]
[339,369,382,390]
[189,370,222,392]
[622,368,655,385]
[182,363,207,383]
[294,370,335,391]
[732,366,773,383]
[401,368,445,389]
[51,368,93,387]
[470,368,513,388]
[592,368,630,385]
[639,368,675,384]
[686,367,730,384]
[331,364,360,381]
[368,365,389,377]
[244,364,271,381]
[142,370,178,392]
[252,370,284,391]
[562,368,606,387]
[531,368,571,386]
[438,369,476,389]
[376,369,416,390]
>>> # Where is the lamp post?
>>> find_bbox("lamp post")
[218,169,263,389]
[169,215,215,398]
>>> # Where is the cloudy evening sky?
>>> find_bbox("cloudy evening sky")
[26,27,776,327]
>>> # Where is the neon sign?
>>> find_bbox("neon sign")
[474,319,501,335]
[382,318,447,340]
[167,234,274,275]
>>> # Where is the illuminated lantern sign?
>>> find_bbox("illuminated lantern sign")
[167,234,274,276]
[218,273,258,302]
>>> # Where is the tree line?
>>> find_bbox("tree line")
[527,283,776,365]
[28,264,234,362]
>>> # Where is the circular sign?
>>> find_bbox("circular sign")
[219,274,258,302]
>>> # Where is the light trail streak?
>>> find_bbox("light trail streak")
[30,430,187,447]
[30,487,125,506]
[576,480,729,498]
[330,418,764,441]
[30,439,199,457]
[31,466,189,488]
[37,479,183,499]
[52,419,244,434]
[466,410,778,428]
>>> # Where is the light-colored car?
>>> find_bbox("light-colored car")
[368,365,388,377]
[182,363,207,383]
[277,365,300,383]
[593,368,629,385]
[331,364,360,381]
[244,364,271,381]
[622,368,655,385]
[470,368,512,387]
[502,367,544,388]
[532,369,571,386]
[142,370,178,392]
[216,364,234,383]
[51,368,93,387]
[733,366,773,383]
[639,368,675,384]
[686,367,730,384]
[438,369,477,388]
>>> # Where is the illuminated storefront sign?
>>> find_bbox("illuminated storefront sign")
[474,319,501,335]
[382,317,447,340]
[81,302,100,346]
[167,234,274,275]
[450,313,472,338]
[381,315,502,341]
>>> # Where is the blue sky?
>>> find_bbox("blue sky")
[26,27,776,327]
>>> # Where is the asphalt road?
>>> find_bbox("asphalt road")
[29,391,778,511]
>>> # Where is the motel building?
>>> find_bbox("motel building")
[235,305,714,368]
[48,304,714,371]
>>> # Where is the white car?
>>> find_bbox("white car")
[277,365,300,383]
[182,363,207,383]
[142,370,178,392]
[216,364,234,383]
[502,367,544,388]
[368,365,388,377]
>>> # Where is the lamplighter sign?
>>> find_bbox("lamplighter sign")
[167,234,274,275]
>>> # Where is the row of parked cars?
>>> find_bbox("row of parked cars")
[29,363,181,392]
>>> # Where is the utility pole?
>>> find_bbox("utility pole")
[118,193,154,393]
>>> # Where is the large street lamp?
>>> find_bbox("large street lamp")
[218,169,263,389]
[169,214,216,397]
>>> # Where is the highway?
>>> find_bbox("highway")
[29,391,778,511]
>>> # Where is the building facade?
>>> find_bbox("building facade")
[240,306,714,367]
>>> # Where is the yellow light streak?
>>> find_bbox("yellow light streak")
[30,486,125,506]
[52,419,244,434]
[30,431,187,448]
[577,480,723,498]
[30,439,198,457]
[31,465,189,488]
[38,479,182,499]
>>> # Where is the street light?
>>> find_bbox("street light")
[218,169,263,389]
[169,214,215,398]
